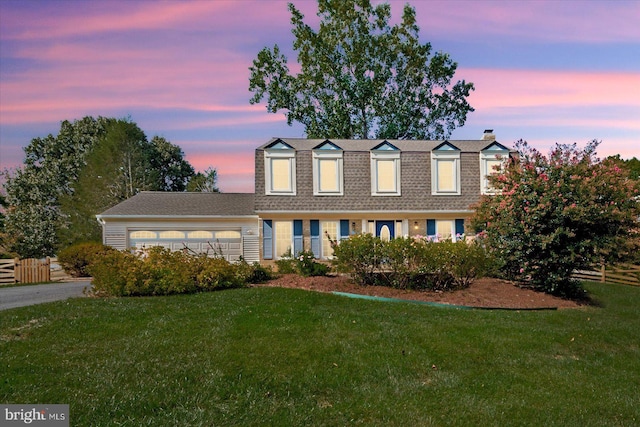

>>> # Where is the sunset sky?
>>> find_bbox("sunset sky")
[1,0,639,192]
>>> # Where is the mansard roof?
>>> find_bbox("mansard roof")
[257,137,511,153]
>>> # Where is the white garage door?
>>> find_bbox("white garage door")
[129,229,243,261]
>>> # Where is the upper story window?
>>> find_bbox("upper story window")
[264,139,296,195]
[313,140,344,196]
[370,141,401,196]
[480,142,510,195]
[431,141,461,195]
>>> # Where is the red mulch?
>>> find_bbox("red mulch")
[256,274,583,309]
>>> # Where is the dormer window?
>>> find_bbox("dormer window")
[480,142,509,195]
[264,139,296,195]
[313,140,344,196]
[370,141,401,196]
[431,141,461,195]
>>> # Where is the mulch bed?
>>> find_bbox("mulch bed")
[256,274,584,309]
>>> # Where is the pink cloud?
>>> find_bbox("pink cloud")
[464,68,640,110]
[407,0,640,43]
[185,150,256,193]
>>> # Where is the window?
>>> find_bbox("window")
[370,142,401,196]
[159,230,185,239]
[313,141,343,195]
[480,142,510,194]
[427,219,465,242]
[274,221,293,258]
[188,231,214,239]
[436,221,453,241]
[321,221,338,258]
[130,231,157,239]
[264,140,296,195]
[263,220,298,259]
[431,142,461,195]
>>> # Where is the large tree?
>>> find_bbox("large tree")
[58,120,196,248]
[249,0,474,140]
[2,117,196,256]
[471,140,640,296]
[2,117,109,257]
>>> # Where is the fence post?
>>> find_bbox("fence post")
[14,257,21,283]
[601,263,606,283]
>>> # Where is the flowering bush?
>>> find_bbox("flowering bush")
[471,140,640,296]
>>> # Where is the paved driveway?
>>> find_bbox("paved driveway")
[0,281,92,311]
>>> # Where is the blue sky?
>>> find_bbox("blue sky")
[1,0,639,192]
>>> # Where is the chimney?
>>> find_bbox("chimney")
[482,129,495,141]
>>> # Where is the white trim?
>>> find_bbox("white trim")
[370,151,401,196]
[312,150,344,196]
[97,215,259,220]
[431,150,461,195]
[264,149,296,195]
[479,149,508,195]
[256,209,475,214]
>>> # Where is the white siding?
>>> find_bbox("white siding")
[103,225,126,250]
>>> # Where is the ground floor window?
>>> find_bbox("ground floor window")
[427,219,465,242]
[274,221,293,259]
[321,221,338,258]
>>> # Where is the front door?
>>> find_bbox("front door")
[375,220,395,241]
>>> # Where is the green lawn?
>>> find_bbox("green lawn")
[1,282,639,426]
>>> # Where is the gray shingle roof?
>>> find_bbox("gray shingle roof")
[258,138,511,153]
[98,192,255,217]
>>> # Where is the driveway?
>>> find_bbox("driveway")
[0,281,92,311]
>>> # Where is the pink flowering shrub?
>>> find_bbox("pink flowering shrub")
[471,140,640,296]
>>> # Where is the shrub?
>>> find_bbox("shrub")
[57,242,115,277]
[330,233,384,285]
[275,250,329,277]
[195,257,242,291]
[331,234,494,290]
[438,240,495,289]
[236,259,274,283]
[296,250,329,277]
[89,247,249,297]
[471,140,640,295]
[89,250,140,296]
[382,237,426,289]
[275,256,297,274]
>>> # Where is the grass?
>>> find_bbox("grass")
[1,282,639,426]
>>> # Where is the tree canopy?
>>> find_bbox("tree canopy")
[249,0,474,140]
[471,140,640,296]
[186,167,220,193]
[2,117,197,257]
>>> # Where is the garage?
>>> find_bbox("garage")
[128,229,243,261]
[97,192,259,263]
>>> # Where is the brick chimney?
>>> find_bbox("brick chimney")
[482,129,496,141]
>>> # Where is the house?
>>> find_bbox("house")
[98,130,511,263]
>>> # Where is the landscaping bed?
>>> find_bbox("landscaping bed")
[258,274,582,309]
